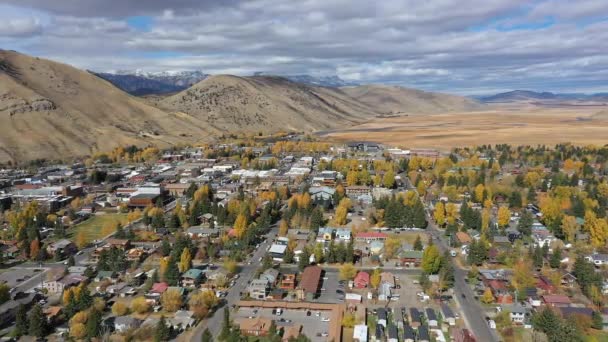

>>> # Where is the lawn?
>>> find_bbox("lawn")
[70,213,128,245]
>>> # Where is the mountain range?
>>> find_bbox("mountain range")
[95,70,359,96]
[0,49,480,162]
[479,90,608,103]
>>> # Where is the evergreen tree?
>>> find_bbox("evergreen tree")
[28,304,47,338]
[15,304,28,337]
[345,239,354,263]
[219,308,231,341]
[592,311,603,330]
[67,255,75,267]
[201,328,213,342]
[165,257,181,286]
[86,308,102,339]
[549,248,561,268]
[412,199,428,228]
[154,316,171,342]
[413,236,423,251]
[518,210,534,236]
[161,238,171,257]
[298,248,310,271]
[533,246,544,269]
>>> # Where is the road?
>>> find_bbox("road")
[427,219,500,342]
[189,227,279,341]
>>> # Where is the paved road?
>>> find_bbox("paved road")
[427,219,500,342]
[189,227,278,341]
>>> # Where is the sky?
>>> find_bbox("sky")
[0,0,607,95]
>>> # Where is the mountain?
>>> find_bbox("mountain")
[156,75,375,132]
[253,73,358,87]
[480,90,608,103]
[0,50,212,162]
[93,70,209,96]
[340,84,481,114]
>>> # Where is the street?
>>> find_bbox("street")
[189,226,279,341]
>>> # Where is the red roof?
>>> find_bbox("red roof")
[355,232,388,239]
[299,265,322,294]
[151,282,169,294]
[354,271,370,288]
[542,295,571,304]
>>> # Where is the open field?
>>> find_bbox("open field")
[320,104,608,150]
[70,213,128,243]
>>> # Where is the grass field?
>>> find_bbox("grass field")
[321,104,608,150]
[70,213,128,244]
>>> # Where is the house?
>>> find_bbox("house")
[260,268,280,285]
[409,308,422,328]
[43,306,62,324]
[400,250,423,267]
[46,239,77,257]
[279,274,296,290]
[106,238,131,250]
[268,244,287,262]
[587,254,608,266]
[297,265,322,301]
[309,186,335,202]
[354,271,370,289]
[345,186,371,197]
[182,269,205,288]
[388,325,399,342]
[454,328,476,342]
[403,325,415,342]
[378,282,392,301]
[317,227,334,242]
[418,325,430,342]
[239,317,272,337]
[377,308,387,327]
[542,295,571,307]
[126,247,146,262]
[561,272,577,288]
[374,324,385,342]
[114,316,141,332]
[510,304,527,324]
[355,232,388,242]
[537,275,556,294]
[336,228,352,241]
[169,310,196,331]
[455,232,472,245]
[380,272,395,288]
[353,324,368,342]
[95,271,118,283]
[248,279,270,300]
[187,226,218,238]
[441,304,456,326]
[150,282,169,294]
[425,308,438,328]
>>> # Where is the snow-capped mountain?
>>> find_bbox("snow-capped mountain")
[93,70,209,96]
[253,72,359,87]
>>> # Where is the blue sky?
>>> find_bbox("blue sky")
[0,0,607,95]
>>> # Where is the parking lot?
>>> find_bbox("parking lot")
[317,270,343,304]
[235,307,332,342]
[0,268,41,288]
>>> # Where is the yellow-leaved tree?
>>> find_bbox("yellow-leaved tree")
[497,206,511,228]
[233,213,248,239]
[433,202,446,227]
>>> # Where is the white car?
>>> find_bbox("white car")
[321,317,330,322]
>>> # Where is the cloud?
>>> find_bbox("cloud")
[0,0,607,94]
[0,17,42,37]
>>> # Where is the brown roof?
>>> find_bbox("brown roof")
[299,265,322,294]
[456,232,472,244]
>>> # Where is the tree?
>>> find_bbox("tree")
[433,202,446,227]
[179,248,192,273]
[112,301,129,316]
[421,245,442,274]
[219,307,231,341]
[512,260,536,293]
[413,235,423,251]
[585,210,608,247]
[233,213,248,239]
[28,304,47,338]
[370,269,381,289]
[165,258,181,286]
[446,203,458,225]
[550,248,562,269]
[561,215,578,243]
[333,198,351,226]
[155,316,171,342]
[86,308,102,339]
[131,296,151,314]
[342,312,357,328]
[189,290,219,319]
[161,289,183,312]
[15,304,28,336]
[161,238,171,257]
[70,323,86,340]
[298,248,310,271]
[480,288,494,304]
[384,236,401,260]
[201,328,213,342]
[497,206,511,228]
[0,284,10,305]
[518,210,534,236]
[339,263,357,281]
[383,170,396,188]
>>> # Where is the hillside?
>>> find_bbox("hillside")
[340,85,481,114]
[0,50,212,162]
[157,75,377,132]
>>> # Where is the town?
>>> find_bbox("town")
[0,135,607,342]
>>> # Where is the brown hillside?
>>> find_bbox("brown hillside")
[157,75,377,132]
[0,50,211,162]
[340,84,481,114]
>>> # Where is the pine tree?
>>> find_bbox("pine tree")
[549,248,562,268]
[165,258,181,286]
[219,308,231,341]
[154,316,171,342]
[15,304,28,336]
[28,304,47,338]
[201,328,213,342]
[161,238,171,257]
[298,248,310,271]
[413,236,423,251]
[86,308,102,339]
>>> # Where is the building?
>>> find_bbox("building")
[353,324,368,342]
[268,244,287,262]
[354,271,370,289]
[182,269,205,288]
[355,232,388,242]
[441,304,456,326]
[345,186,372,197]
[239,317,272,337]
[279,274,296,290]
[542,295,571,307]
[114,316,141,333]
[297,265,322,301]
[248,279,270,300]
[46,239,77,257]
